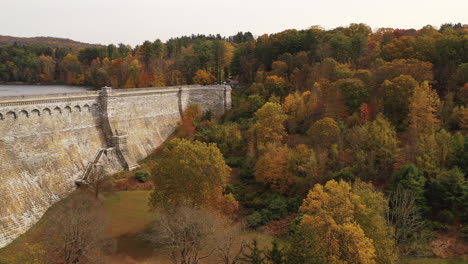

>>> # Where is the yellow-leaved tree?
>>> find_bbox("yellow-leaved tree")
[407,81,442,174]
[264,75,287,97]
[249,102,289,155]
[408,81,441,137]
[282,91,319,133]
[299,180,397,264]
[38,55,56,82]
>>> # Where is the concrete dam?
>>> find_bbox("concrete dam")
[0,85,232,248]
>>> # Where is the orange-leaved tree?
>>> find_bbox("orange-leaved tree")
[175,104,203,139]
[255,144,295,193]
[192,69,216,85]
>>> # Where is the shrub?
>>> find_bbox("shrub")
[135,171,151,183]
[461,225,468,242]
[260,209,273,223]
[267,195,289,220]
[437,210,455,225]
[225,156,244,167]
[239,161,255,181]
[246,211,264,228]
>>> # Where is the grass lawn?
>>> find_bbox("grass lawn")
[0,190,156,262]
[103,191,158,262]
[400,258,468,264]
[104,190,154,237]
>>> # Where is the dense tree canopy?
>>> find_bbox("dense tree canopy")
[2,23,467,263]
[149,138,231,210]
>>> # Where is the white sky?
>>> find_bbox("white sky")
[0,0,466,46]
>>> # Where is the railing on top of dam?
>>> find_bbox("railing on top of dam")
[113,84,229,93]
[0,85,230,104]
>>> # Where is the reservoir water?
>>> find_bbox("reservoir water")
[0,85,96,96]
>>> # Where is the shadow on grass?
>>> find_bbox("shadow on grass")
[115,232,155,260]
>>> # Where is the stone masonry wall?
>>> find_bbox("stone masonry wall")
[0,85,231,248]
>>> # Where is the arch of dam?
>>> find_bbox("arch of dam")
[0,85,232,247]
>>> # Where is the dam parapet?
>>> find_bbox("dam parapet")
[0,85,231,248]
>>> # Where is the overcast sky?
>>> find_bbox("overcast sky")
[0,0,466,46]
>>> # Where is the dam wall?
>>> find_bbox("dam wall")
[0,85,231,247]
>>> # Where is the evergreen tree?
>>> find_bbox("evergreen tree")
[283,225,327,264]
[391,164,427,210]
[265,241,283,264]
[240,239,265,264]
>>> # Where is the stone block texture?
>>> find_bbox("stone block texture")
[0,85,231,247]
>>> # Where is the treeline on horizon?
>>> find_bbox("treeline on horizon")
[0,23,465,91]
[0,31,255,87]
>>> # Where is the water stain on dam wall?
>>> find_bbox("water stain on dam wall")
[0,85,232,248]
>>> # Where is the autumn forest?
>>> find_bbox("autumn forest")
[0,23,467,264]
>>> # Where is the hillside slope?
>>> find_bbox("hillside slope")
[0,35,103,48]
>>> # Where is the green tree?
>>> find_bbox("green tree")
[426,168,468,223]
[391,164,426,209]
[329,33,351,63]
[265,241,284,264]
[452,135,468,175]
[284,225,327,264]
[149,138,231,209]
[435,129,460,169]
[348,114,399,180]
[195,122,242,156]
[307,117,341,149]
[381,75,419,128]
[333,78,369,114]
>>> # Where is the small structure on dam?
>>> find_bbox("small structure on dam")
[0,85,232,248]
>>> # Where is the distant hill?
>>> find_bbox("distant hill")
[0,35,103,49]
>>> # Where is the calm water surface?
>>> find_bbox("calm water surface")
[0,85,96,96]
